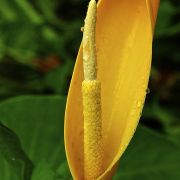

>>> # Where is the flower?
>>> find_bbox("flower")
[64,0,160,179]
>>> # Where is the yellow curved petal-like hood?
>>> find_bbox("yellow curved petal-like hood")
[64,0,160,179]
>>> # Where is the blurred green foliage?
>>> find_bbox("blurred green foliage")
[0,0,179,179]
[0,0,85,98]
[143,0,180,138]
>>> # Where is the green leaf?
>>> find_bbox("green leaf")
[0,156,19,180]
[0,123,33,180]
[44,61,74,94]
[35,0,59,24]
[142,101,179,130]
[31,160,55,180]
[113,126,180,180]
[0,95,70,179]
[155,0,176,38]
[56,161,72,179]
[14,0,43,24]
[0,0,18,21]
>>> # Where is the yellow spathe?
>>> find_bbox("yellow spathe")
[64,0,160,179]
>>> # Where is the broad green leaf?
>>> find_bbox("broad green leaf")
[56,161,72,179]
[0,123,33,180]
[0,96,68,179]
[167,127,180,146]
[0,95,179,180]
[0,156,19,180]
[31,160,55,180]
[113,126,180,180]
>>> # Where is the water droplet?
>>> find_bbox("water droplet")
[85,35,88,40]
[83,54,89,62]
[124,143,128,148]
[140,111,142,117]
[132,128,136,134]
[130,109,136,116]
[136,101,141,108]
[146,88,150,94]
[120,146,124,151]
[141,76,145,81]
[80,26,84,32]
